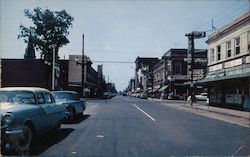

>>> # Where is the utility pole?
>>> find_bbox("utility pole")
[50,44,56,91]
[185,31,206,106]
[82,34,85,97]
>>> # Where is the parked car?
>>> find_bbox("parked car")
[195,93,208,101]
[102,92,115,99]
[52,91,86,120]
[140,92,148,99]
[187,93,208,101]
[0,87,66,153]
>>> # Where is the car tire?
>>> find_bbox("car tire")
[69,108,76,121]
[13,125,33,154]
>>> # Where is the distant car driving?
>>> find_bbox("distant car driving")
[52,91,86,120]
[0,87,66,154]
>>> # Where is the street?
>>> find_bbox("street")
[38,96,250,156]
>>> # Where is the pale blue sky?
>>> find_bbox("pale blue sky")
[0,0,249,91]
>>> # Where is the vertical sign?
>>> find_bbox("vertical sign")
[187,36,193,81]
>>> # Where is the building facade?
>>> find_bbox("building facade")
[135,57,159,93]
[1,59,53,89]
[162,49,207,99]
[153,58,167,98]
[202,11,250,110]
[68,55,99,97]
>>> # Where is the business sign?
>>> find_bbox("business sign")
[209,64,223,72]
[172,75,188,80]
[194,58,207,63]
[224,58,242,69]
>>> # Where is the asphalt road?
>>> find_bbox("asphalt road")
[38,96,250,156]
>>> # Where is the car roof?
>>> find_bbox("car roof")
[0,87,50,93]
[51,91,78,94]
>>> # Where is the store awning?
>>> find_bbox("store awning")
[158,85,168,92]
[197,72,250,84]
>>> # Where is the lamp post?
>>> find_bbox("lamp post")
[50,44,57,91]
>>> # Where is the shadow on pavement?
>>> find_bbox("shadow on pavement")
[63,114,91,124]
[31,128,74,155]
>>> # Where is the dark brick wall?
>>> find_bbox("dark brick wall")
[1,59,51,89]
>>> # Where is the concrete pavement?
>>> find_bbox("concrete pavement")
[38,96,250,156]
[149,98,250,128]
[183,101,250,120]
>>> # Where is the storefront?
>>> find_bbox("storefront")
[199,74,250,110]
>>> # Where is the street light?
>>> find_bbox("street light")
[49,44,57,91]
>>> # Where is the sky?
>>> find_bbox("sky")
[0,0,249,91]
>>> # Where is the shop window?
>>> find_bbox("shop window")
[217,45,221,61]
[226,41,231,58]
[225,87,242,105]
[235,37,240,55]
[210,87,222,103]
[210,48,215,63]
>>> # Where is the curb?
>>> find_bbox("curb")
[182,104,250,121]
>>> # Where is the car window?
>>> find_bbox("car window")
[0,91,36,104]
[36,92,45,104]
[70,93,79,100]
[44,92,53,103]
[53,92,69,101]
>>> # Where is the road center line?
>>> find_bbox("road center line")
[132,104,156,121]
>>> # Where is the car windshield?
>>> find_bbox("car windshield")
[0,91,36,104]
[53,92,79,101]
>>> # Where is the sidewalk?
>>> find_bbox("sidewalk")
[183,102,250,120]
[150,98,250,121]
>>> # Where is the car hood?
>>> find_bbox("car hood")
[0,102,37,115]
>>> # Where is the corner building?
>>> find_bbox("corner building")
[202,11,250,110]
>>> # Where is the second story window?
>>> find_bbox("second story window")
[227,41,231,58]
[217,45,221,61]
[210,48,215,63]
[235,37,240,55]
[174,62,181,75]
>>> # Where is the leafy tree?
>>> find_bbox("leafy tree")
[18,7,74,62]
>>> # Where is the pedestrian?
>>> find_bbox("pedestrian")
[243,95,250,112]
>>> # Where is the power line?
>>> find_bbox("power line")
[195,1,247,31]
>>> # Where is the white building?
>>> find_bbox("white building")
[201,11,250,110]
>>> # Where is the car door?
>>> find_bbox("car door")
[35,92,51,129]
[43,92,64,126]
[69,93,83,113]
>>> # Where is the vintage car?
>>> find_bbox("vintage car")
[52,91,86,120]
[0,87,66,154]
[187,93,208,101]
[140,92,148,99]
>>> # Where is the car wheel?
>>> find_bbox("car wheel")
[14,125,33,154]
[69,108,76,121]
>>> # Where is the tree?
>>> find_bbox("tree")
[18,7,74,62]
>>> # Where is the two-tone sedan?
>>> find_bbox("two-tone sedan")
[0,87,66,154]
[52,91,86,121]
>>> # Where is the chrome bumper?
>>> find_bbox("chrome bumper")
[5,129,23,135]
